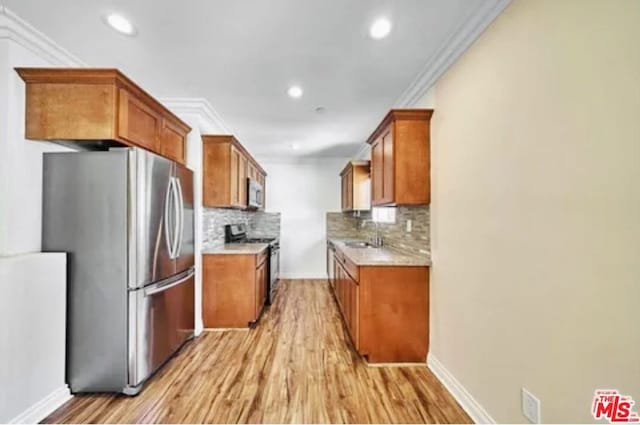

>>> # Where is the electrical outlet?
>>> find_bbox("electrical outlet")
[406,219,412,232]
[522,388,541,423]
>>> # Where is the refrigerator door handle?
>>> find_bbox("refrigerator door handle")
[174,176,184,258]
[164,178,175,259]
[144,268,194,296]
[170,177,181,259]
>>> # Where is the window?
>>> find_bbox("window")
[372,207,396,224]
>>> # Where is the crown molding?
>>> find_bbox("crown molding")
[394,0,511,107]
[159,97,232,134]
[0,6,85,66]
[348,0,511,160]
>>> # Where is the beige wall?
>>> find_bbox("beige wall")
[424,0,640,422]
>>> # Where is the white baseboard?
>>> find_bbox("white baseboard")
[427,354,496,424]
[278,274,327,280]
[9,385,72,424]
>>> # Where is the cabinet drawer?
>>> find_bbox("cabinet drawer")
[117,89,161,152]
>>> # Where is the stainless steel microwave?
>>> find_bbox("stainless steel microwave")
[247,177,263,209]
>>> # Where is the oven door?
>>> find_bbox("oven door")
[270,247,279,287]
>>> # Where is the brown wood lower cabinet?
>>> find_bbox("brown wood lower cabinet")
[331,249,429,363]
[203,251,268,328]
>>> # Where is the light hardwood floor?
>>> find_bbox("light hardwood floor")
[44,279,471,424]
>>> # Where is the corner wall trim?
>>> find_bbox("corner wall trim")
[427,354,496,424]
[0,6,85,66]
[8,385,72,424]
[394,0,511,107]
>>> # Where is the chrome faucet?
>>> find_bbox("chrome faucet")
[361,218,384,247]
[370,221,384,248]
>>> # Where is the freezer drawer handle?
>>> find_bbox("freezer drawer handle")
[144,268,194,296]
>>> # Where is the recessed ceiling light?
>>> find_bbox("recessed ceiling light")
[104,13,137,36]
[369,17,392,39]
[291,143,300,150]
[287,85,303,99]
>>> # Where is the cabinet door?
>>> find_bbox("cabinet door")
[345,273,352,335]
[331,256,337,289]
[339,266,346,311]
[160,119,186,164]
[381,125,394,204]
[346,168,353,210]
[259,172,266,211]
[255,260,267,318]
[371,139,384,205]
[340,174,346,211]
[336,264,343,309]
[118,89,161,152]
[248,162,257,180]
[348,276,359,349]
[230,146,241,206]
[335,265,341,305]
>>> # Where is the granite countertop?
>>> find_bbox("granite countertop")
[202,243,269,255]
[328,238,431,267]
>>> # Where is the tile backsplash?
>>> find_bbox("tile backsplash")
[326,212,360,239]
[203,208,281,250]
[326,206,430,255]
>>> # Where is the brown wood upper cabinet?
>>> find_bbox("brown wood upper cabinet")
[366,109,433,206]
[340,161,370,212]
[202,135,267,210]
[15,68,191,164]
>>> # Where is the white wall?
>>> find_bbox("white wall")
[0,39,73,256]
[417,0,640,422]
[259,158,349,279]
[0,253,69,423]
[0,24,78,423]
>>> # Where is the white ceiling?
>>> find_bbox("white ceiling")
[4,0,487,158]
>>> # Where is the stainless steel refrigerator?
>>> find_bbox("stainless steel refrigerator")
[42,147,195,395]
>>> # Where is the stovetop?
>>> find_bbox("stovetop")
[225,223,278,247]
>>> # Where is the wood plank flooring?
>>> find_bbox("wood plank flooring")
[44,279,471,424]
